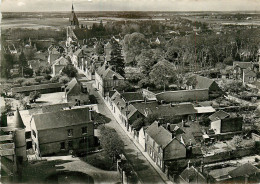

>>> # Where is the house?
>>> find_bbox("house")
[52,56,69,76]
[194,75,222,98]
[233,61,259,79]
[145,121,186,171]
[11,83,62,96]
[133,102,197,121]
[209,163,260,183]
[179,163,207,184]
[65,78,89,105]
[30,107,94,156]
[209,110,243,139]
[95,63,125,96]
[243,68,257,84]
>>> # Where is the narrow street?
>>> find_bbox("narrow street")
[86,81,166,184]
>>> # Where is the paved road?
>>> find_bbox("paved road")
[87,81,166,184]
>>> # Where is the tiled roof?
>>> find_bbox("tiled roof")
[195,75,215,89]
[73,28,88,40]
[233,61,257,69]
[146,121,173,148]
[66,78,81,96]
[133,102,197,118]
[11,83,62,93]
[228,163,259,178]
[33,107,91,131]
[209,110,229,121]
[180,166,206,183]
[53,56,69,66]
[121,92,144,103]
[96,64,124,80]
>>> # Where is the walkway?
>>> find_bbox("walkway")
[86,81,167,184]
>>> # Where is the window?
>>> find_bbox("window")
[26,141,32,149]
[34,143,37,150]
[153,141,155,148]
[68,129,73,137]
[60,142,65,150]
[82,127,87,134]
[25,132,31,139]
[68,141,73,149]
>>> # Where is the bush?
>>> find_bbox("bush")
[22,81,32,86]
[255,157,259,162]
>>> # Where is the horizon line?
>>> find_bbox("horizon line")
[2,10,260,13]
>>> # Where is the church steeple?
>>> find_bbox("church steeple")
[69,3,79,27]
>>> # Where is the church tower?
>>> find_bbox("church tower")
[69,3,79,27]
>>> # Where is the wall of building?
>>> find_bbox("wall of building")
[37,123,94,156]
[164,139,186,161]
[211,120,221,134]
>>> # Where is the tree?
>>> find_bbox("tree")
[1,84,12,96]
[23,67,33,77]
[149,59,177,89]
[62,64,78,78]
[223,56,233,66]
[35,76,45,84]
[15,78,25,86]
[22,80,33,86]
[186,76,197,89]
[132,118,144,131]
[136,49,156,75]
[50,75,61,83]
[59,76,70,85]
[99,125,124,162]
[123,32,148,65]
[109,42,125,77]
[95,42,104,55]
[231,135,243,148]
[1,53,14,78]
[29,91,41,103]
[144,113,159,126]
[19,52,28,68]
[115,81,135,92]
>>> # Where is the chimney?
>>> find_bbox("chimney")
[166,123,170,131]
[187,160,191,168]
[158,117,164,126]
[89,110,93,121]
[200,160,204,173]
[182,119,185,127]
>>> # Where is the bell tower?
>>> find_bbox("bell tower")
[69,3,79,27]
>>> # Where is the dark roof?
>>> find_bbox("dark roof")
[180,166,206,183]
[209,110,230,121]
[12,83,62,93]
[41,103,71,113]
[66,78,82,96]
[146,121,173,148]
[228,163,259,178]
[73,28,88,40]
[108,91,116,98]
[133,102,197,118]
[96,64,124,80]
[121,92,144,103]
[195,75,215,89]
[33,107,91,131]
[233,61,257,69]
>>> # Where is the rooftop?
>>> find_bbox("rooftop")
[33,107,91,131]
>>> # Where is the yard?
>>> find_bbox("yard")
[81,150,117,171]
[27,92,66,106]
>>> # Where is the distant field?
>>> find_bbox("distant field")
[183,16,260,26]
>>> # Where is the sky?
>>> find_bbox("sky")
[1,0,260,12]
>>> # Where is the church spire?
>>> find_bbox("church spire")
[72,3,74,13]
